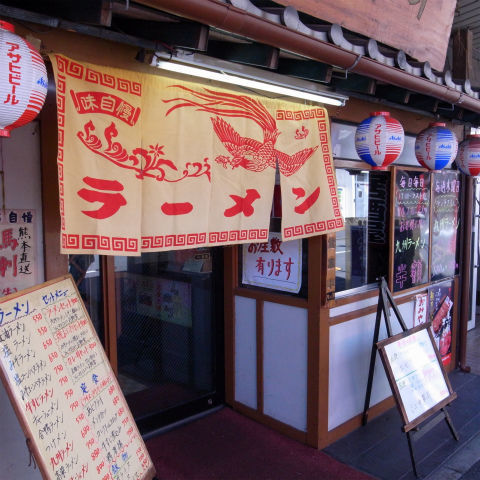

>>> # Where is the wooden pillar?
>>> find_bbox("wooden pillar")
[40,70,69,280]
[459,175,473,371]
[223,245,237,405]
[306,235,322,447]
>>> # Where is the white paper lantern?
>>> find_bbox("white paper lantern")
[456,135,480,176]
[415,122,458,171]
[355,111,404,170]
[0,20,48,137]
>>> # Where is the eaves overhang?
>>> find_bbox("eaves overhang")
[136,0,480,116]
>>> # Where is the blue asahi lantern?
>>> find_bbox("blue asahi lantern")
[355,111,404,170]
[415,122,458,171]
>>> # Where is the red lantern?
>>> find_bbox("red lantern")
[456,135,480,177]
[0,20,48,137]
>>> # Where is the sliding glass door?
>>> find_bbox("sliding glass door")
[69,248,224,434]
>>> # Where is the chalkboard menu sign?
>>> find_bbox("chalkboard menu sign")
[368,172,390,244]
[393,170,430,292]
[377,323,456,431]
[431,171,460,281]
[367,171,390,283]
[0,275,156,480]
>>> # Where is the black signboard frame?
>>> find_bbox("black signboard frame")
[391,168,431,292]
[377,323,457,432]
[367,171,391,284]
[430,170,461,282]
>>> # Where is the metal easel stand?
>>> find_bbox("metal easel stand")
[362,277,407,425]
[362,277,459,478]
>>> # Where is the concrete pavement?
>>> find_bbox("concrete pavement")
[424,431,480,480]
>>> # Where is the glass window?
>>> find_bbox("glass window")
[335,168,390,294]
[68,254,104,344]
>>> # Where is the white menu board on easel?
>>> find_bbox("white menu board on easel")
[377,323,456,431]
[0,275,156,480]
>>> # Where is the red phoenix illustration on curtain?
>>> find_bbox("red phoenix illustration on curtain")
[163,86,319,177]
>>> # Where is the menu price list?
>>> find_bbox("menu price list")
[431,171,460,282]
[383,328,449,423]
[0,277,153,480]
[393,170,430,292]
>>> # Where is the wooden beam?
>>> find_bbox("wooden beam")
[452,28,473,81]
[408,93,439,113]
[1,0,112,26]
[460,110,480,124]
[277,58,332,83]
[374,84,411,104]
[331,73,376,95]
[113,17,209,51]
[207,40,279,69]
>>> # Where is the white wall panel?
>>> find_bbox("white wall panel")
[0,122,43,478]
[2,122,44,282]
[234,296,257,409]
[328,300,415,431]
[263,302,308,432]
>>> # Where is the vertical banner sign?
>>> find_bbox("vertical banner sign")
[393,170,430,292]
[431,171,460,281]
[49,54,343,256]
[0,209,36,297]
[0,276,155,480]
[428,281,454,366]
[413,293,428,326]
[242,232,302,293]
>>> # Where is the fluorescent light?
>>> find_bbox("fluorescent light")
[155,59,346,107]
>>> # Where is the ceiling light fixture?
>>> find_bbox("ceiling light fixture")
[153,53,348,107]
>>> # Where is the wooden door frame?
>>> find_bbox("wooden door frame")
[40,75,118,368]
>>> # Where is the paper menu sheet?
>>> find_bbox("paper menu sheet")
[383,328,449,423]
[0,276,155,480]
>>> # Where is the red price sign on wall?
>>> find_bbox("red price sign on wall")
[242,232,302,293]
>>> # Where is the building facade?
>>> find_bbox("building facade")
[1,2,478,476]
